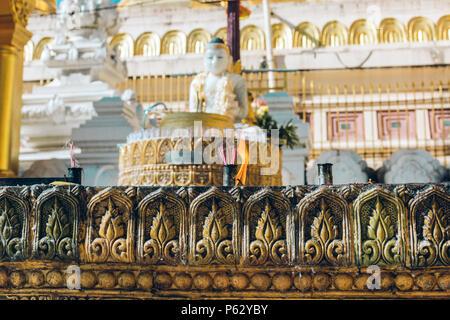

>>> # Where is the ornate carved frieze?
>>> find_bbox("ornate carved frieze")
[0,189,30,261]
[137,188,187,265]
[353,187,407,266]
[0,183,447,299]
[0,263,447,299]
[297,187,352,266]
[189,187,238,265]
[242,188,293,266]
[410,185,449,267]
[32,187,79,261]
[85,187,134,263]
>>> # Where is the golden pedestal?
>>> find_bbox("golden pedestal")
[119,112,282,186]
[118,138,282,186]
[160,112,234,129]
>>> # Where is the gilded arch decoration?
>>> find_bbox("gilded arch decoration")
[349,19,377,45]
[188,187,239,265]
[409,186,449,267]
[135,32,160,56]
[109,33,134,59]
[214,27,227,43]
[407,16,436,42]
[142,140,156,165]
[32,187,79,261]
[161,30,187,55]
[296,188,352,266]
[271,23,292,49]
[353,187,407,266]
[85,187,134,263]
[378,18,407,43]
[187,28,212,53]
[131,142,141,167]
[240,24,265,50]
[0,188,30,261]
[242,188,293,266]
[320,20,348,47]
[33,37,53,60]
[137,188,187,265]
[437,15,450,40]
[293,22,320,48]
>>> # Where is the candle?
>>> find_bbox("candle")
[69,142,75,168]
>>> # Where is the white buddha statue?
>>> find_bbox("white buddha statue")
[189,38,248,123]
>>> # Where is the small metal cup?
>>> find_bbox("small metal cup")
[67,167,83,184]
[317,163,333,185]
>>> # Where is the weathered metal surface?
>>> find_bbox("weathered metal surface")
[0,183,447,299]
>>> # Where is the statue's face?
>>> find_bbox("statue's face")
[204,47,229,75]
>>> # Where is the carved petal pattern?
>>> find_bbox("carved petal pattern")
[418,198,449,266]
[305,199,344,265]
[37,197,74,260]
[249,200,287,265]
[194,199,234,264]
[0,200,22,260]
[88,197,130,262]
[362,197,400,265]
[143,202,178,264]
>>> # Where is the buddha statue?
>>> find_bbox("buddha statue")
[189,38,248,123]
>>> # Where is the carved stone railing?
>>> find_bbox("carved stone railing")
[0,184,448,299]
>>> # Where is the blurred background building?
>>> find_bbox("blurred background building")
[15,0,450,185]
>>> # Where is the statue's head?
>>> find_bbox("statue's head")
[204,37,231,75]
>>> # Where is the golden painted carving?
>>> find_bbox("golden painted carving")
[410,186,449,267]
[0,184,447,299]
[157,139,173,163]
[0,189,29,261]
[137,189,187,264]
[240,25,265,50]
[118,138,281,187]
[131,143,141,166]
[363,197,400,265]
[196,200,233,263]
[10,0,35,26]
[349,19,377,45]
[271,23,292,49]
[293,22,320,48]
[109,33,134,59]
[297,188,351,266]
[354,188,406,266]
[142,140,156,164]
[0,264,449,299]
[379,18,407,43]
[85,188,134,263]
[407,16,436,42]
[135,32,160,56]
[437,15,450,40]
[420,200,449,265]
[243,188,292,265]
[161,30,187,55]
[320,20,348,47]
[33,188,79,261]
[250,199,286,265]
[187,28,212,53]
[189,187,238,265]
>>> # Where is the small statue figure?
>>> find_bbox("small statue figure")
[189,37,248,123]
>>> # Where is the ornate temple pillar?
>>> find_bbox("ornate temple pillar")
[0,1,34,177]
